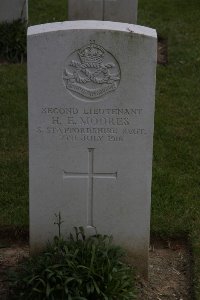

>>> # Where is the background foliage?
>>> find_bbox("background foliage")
[0,20,26,63]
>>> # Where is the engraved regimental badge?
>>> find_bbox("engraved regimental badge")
[63,41,121,100]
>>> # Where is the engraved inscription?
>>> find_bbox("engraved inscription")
[36,106,146,143]
[63,41,121,101]
[63,148,117,227]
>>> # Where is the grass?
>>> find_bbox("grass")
[29,0,67,25]
[0,64,28,226]
[139,0,200,236]
[138,0,200,296]
[0,0,200,297]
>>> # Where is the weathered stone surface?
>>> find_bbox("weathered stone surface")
[0,0,27,23]
[104,0,138,23]
[68,0,103,21]
[28,21,157,276]
[68,0,138,24]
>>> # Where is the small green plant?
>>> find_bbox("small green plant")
[9,227,136,299]
[0,20,27,63]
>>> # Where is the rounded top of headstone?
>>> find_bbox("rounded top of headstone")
[28,21,157,39]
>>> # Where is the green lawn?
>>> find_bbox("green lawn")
[0,0,200,297]
[0,64,28,225]
[139,0,200,296]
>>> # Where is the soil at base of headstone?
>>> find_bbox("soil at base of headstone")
[137,239,192,299]
[157,36,168,65]
[0,238,192,299]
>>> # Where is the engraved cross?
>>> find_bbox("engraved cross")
[63,148,117,228]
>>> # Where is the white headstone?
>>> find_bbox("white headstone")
[68,0,138,24]
[0,0,28,23]
[28,21,157,276]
